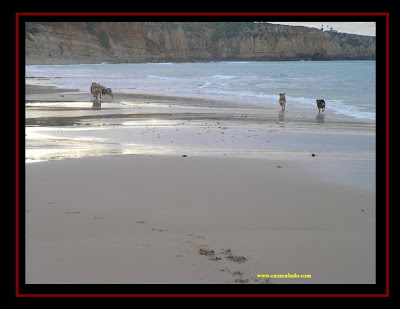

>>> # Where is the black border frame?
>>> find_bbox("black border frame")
[13,11,390,298]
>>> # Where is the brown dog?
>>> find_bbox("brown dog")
[279,93,286,111]
[91,82,102,100]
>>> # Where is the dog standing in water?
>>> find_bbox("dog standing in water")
[279,93,286,111]
[316,99,326,113]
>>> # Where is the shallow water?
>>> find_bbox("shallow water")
[26,61,376,121]
[25,99,375,167]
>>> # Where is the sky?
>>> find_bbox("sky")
[269,22,376,36]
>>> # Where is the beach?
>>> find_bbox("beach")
[25,82,376,284]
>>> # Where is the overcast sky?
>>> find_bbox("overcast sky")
[269,22,376,36]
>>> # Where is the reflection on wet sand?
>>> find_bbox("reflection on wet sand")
[92,99,101,110]
[278,110,285,122]
[316,113,325,123]
[25,86,375,163]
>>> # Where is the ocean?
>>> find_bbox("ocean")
[26,61,376,121]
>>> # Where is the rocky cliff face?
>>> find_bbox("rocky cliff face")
[25,22,376,64]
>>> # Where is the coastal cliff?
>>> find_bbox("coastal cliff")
[25,22,376,64]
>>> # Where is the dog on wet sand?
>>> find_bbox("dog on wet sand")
[91,82,102,100]
[90,82,114,100]
[279,93,286,111]
[101,86,114,99]
[316,99,326,113]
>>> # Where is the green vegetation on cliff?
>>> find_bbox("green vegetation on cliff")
[25,21,376,64]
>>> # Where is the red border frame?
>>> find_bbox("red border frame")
[16,12,390,298]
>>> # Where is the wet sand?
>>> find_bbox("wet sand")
[25,83,376,284]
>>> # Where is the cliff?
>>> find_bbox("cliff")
[25,22,376,64]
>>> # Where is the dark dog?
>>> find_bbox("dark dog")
[316,99,325,113]
[101,86,114,99]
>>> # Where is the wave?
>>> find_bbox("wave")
[26,65,45,72]
[146,75,181,81]
[200,89,375,120]
[212,74,259,80]
[211,75,239,80]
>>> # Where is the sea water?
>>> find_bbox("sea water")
[26,61,376,121]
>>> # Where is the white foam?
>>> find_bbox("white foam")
[25,62,376,121]
[211,75,239,80]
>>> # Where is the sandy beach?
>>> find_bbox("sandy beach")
[25,83,376,284]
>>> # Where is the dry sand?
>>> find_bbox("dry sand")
[25,84,376,284]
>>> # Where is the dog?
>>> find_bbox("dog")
[279,93,286,111]
[91,82,102,100]
[316,99,326,113]
[101,86,114,99]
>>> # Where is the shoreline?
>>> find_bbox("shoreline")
[25,83,376,191]
[25,83,375,126]
[25,66,376,123]
[26,59,376,66]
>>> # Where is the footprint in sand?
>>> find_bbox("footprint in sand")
[254,278,272,284]
[220,248,247,264]
[182,236,269,284]
[226,254,247,264]
[194,244,222,260]
[152,228,167,232]
[198,247,217,259]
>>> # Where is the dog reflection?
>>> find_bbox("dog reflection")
[278,110,285,122]
[316,113,325,123]
[92,99,102,110]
